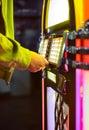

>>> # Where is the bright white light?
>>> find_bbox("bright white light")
[46,0,69,28]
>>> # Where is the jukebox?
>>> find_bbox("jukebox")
[39,0,89,130]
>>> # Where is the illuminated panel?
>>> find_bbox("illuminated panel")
[76,69,83,130]
[48,37,64,66]
[47,87,56,130]
[83,70,89,130]
[47,71,56,83]
[82,39,89,130]
[45,0,69,29]
[39,39,49,58]
[76,69,89,130]
[76,39,89,130]
[47,87,69,130]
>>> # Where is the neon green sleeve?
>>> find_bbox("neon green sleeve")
[0,33,31,70]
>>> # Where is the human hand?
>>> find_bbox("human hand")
[28,51,48,72]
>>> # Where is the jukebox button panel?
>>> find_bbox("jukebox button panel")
[39,38,49,58]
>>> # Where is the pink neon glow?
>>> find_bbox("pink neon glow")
[76,39,84,130]
[76,69,84,130]
[76,69,81,130]
[76,69,89,130]
[83,70,89,130]
[82,39,89,130]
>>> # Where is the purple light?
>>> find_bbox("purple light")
[76,69,81,130]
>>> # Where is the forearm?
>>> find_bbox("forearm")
[0,33,48,73]
[0,33,31,70]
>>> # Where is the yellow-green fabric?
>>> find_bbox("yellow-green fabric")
[1,0,14,38]
[0,0,31,69]
[0,33,31,69]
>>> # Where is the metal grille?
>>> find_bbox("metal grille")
[55,93,69,130]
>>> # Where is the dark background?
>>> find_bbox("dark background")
[0,0,43,130]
